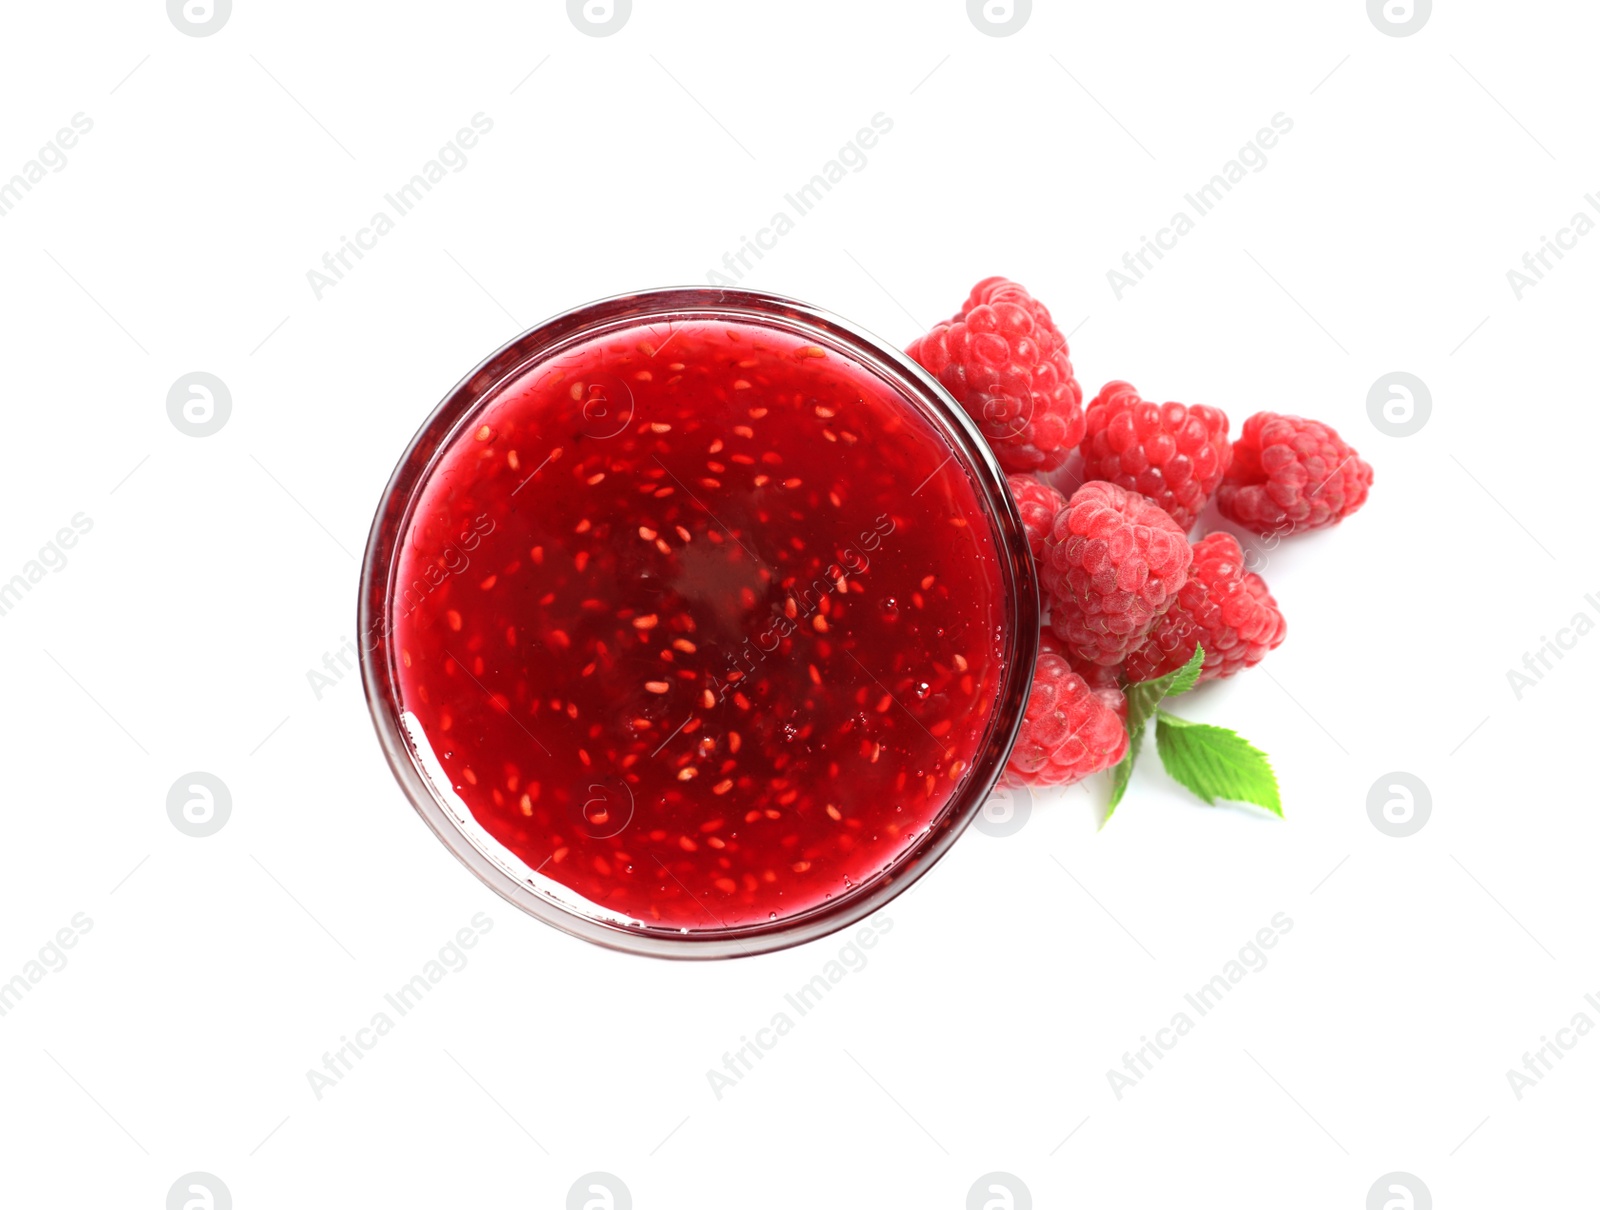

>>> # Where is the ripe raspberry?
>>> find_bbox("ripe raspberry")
[1042,481,1192,666]
[1036,627,1126,704]
[1091,681,1128,724]
[906,277,1085,473]
[1216,412,1373,535]
[1040,631,1128,718]
[1001,652,1128,787]
[1006,473,1068,566]
[1078,381,1232,531]
[1123,533,1287,684]
[1078,661,1128,721]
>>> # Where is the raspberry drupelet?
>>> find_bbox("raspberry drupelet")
[1006,473,1069,567]
[1123,532,1287,683]
[1000,652,1129,787]
[1042,481,1192,667]
[1216,412,1373,535]
[1076,381,1232,532]
[1039,631,1127,719]
[906,277,1085,473]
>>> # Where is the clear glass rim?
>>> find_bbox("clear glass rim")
[357,285,1039,959]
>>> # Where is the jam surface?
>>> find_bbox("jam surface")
[389,317,1007,931]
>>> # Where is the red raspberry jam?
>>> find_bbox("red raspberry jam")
[362,290,1036,956]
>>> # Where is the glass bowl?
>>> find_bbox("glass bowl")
[358,287,1038,958]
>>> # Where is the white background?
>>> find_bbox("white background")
[0,1,1594,1206]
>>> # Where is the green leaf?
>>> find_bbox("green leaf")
[1123,645,1205,738]
[1103,645,1205,823]
[1154,711,1282,817]
[1161,645,1206,697]
[1105,719,1144,819]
